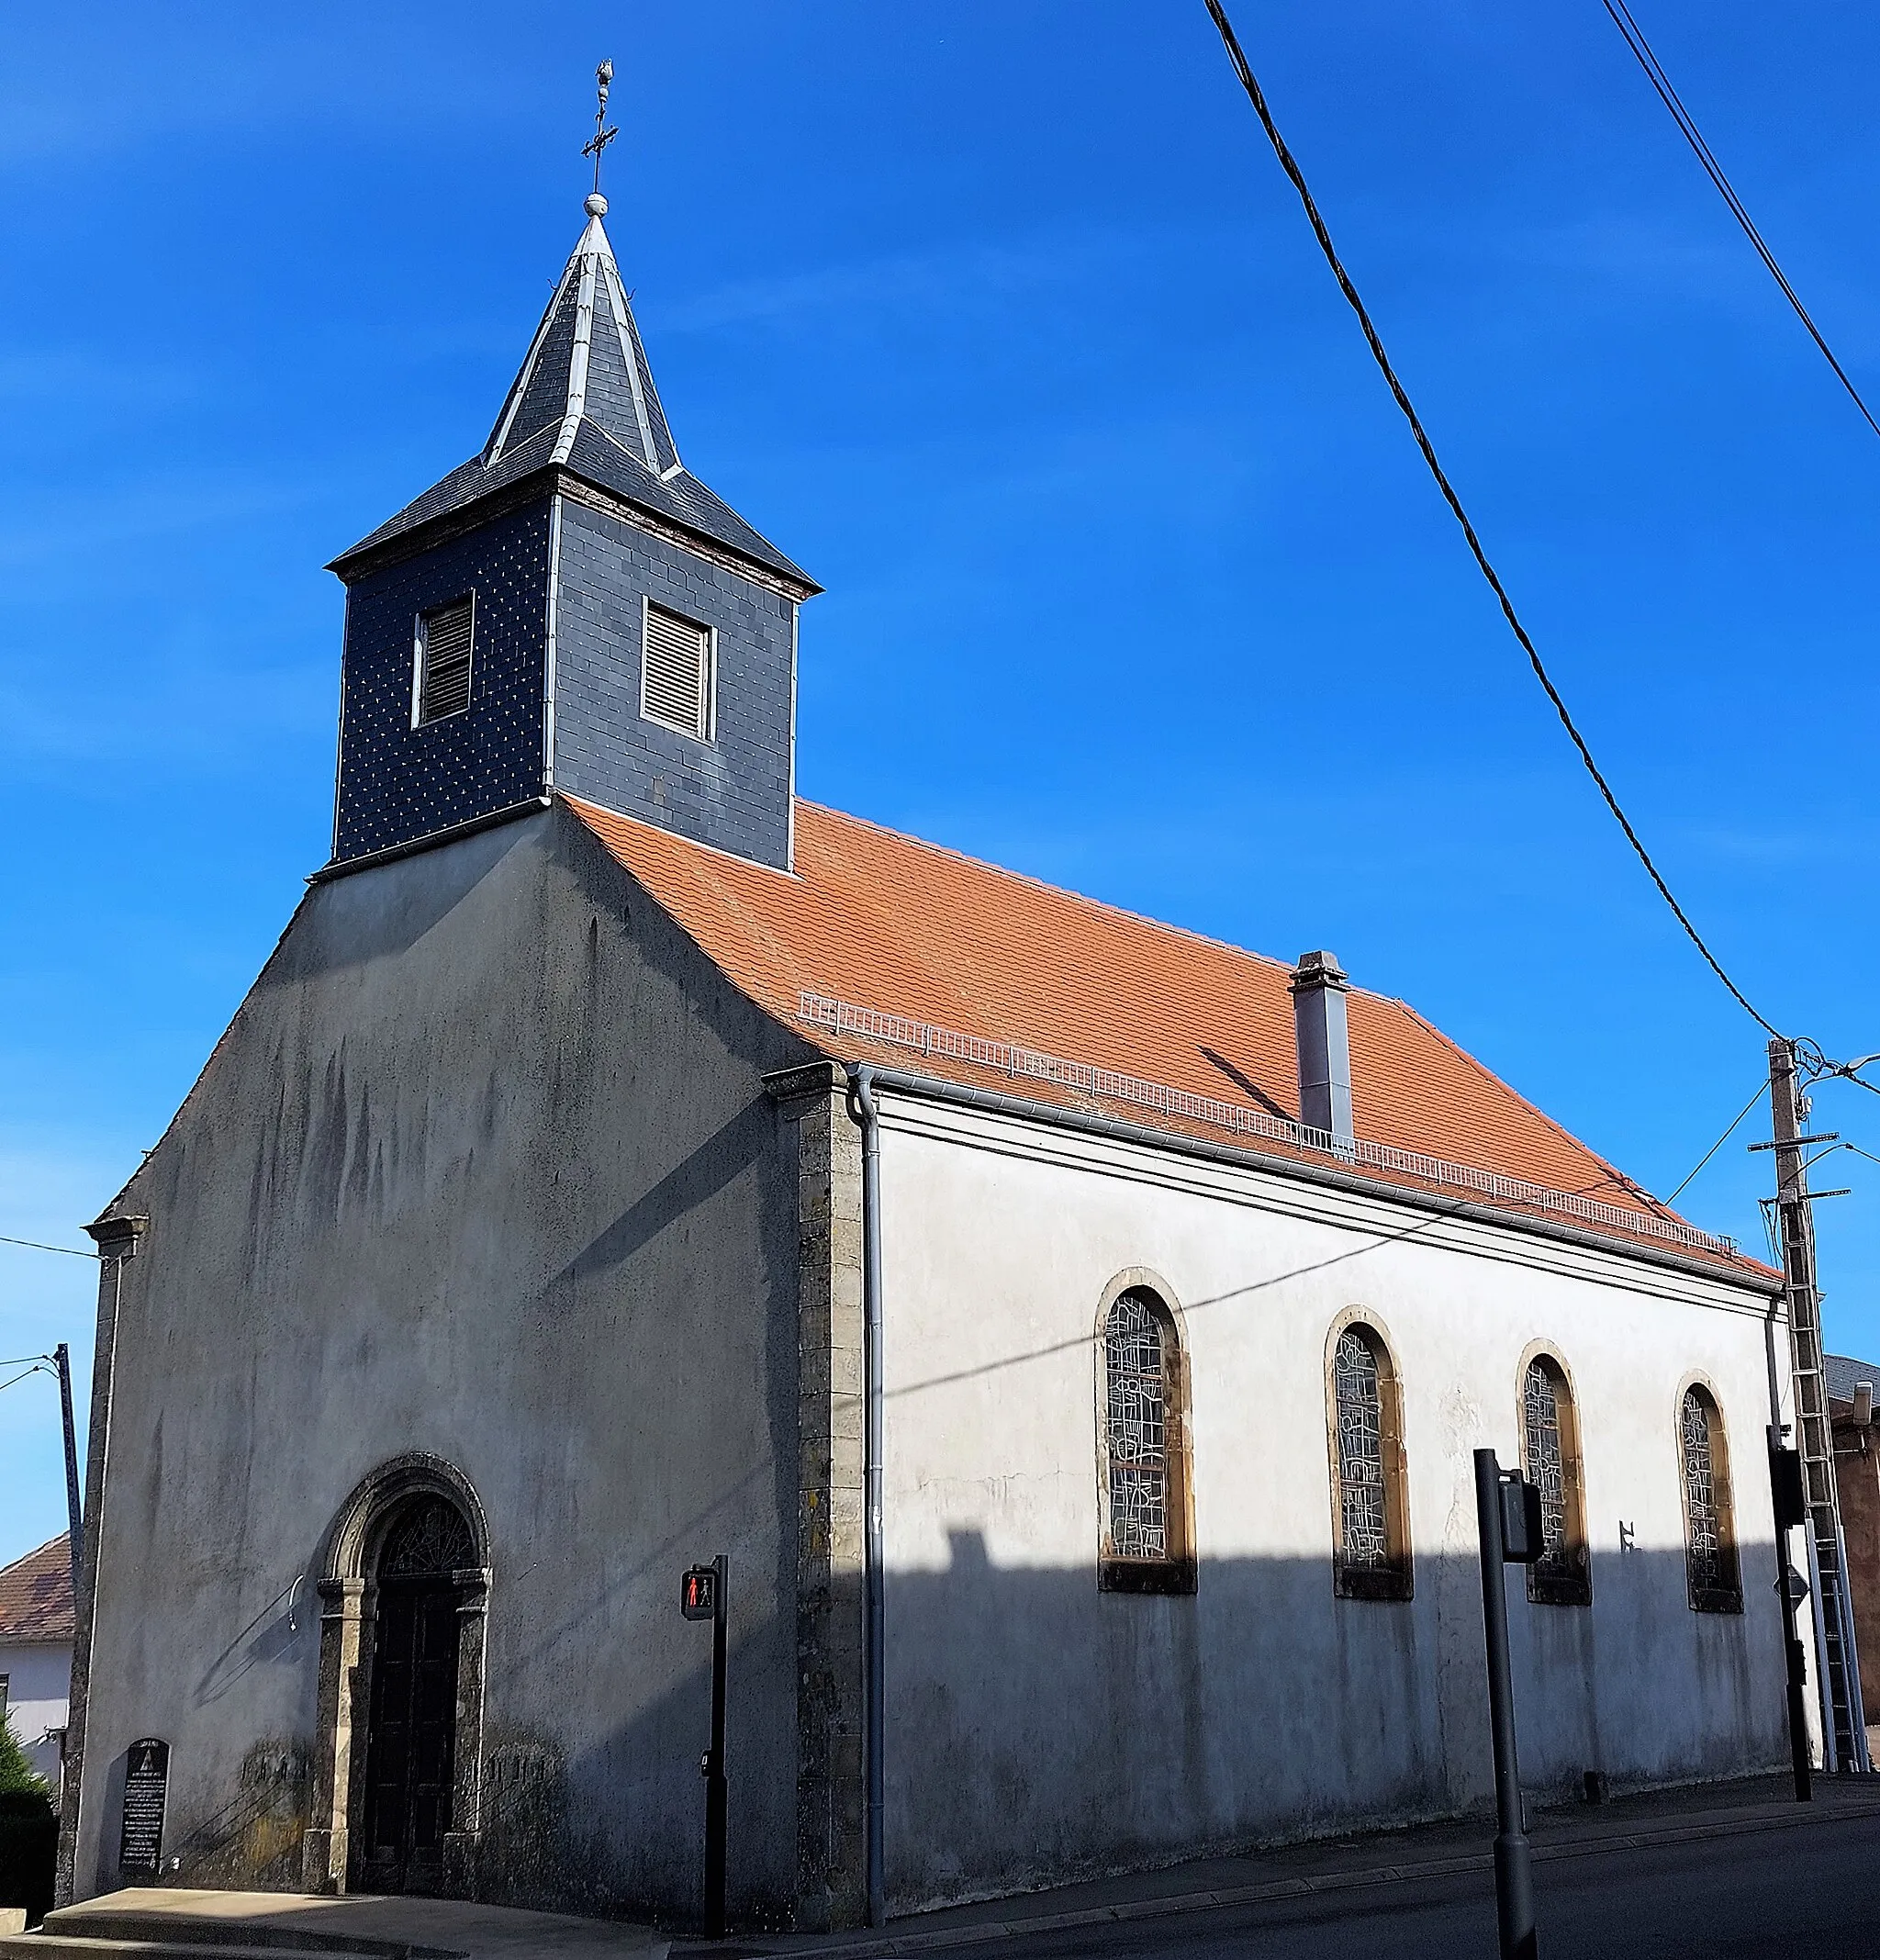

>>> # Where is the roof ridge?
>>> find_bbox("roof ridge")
[0,1532,69,1577]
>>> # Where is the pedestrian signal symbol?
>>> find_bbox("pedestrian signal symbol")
[681,1564,718,1620]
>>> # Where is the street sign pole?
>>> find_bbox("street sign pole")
[682,1557,730,1936]
[706,1553,728,1937]
[1475,1447,1539,1960]
[1768,1429,1814,1801]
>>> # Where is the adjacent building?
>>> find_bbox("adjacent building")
[0,1534,74,1804]
[1829,1352,1880,1730]
[62,186,1797,1929]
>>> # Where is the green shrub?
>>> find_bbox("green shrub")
[0,1722,47,1798]
[0,1725,56,1923]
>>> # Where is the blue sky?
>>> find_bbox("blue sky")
[4,1,1878,1559]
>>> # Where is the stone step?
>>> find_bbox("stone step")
[28,1892,661,1960]
[23,1915,454,1960]
[0,1940,376,1960]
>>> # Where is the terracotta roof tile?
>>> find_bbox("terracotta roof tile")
[566,795,1766,1279]
[0,1534,73,1642]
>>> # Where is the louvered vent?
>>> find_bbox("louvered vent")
[641,603,713,741]
[416,597,475,723]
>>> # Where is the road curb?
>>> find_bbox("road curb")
[699,1797,1880,1960]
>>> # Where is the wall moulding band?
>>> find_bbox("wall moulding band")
[795,991,1736,1260]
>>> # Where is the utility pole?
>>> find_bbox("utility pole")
[1765,1036,1870,1771]
[55,1342,82,1603]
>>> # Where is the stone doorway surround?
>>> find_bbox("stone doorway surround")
[302,1454,491,1898]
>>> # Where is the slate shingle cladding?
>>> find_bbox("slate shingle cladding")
[335,502,552,861]
[554,500,794,869]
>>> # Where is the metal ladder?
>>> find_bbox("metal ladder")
[1784,1197,1871,1772]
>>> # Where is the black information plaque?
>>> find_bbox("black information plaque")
[118,1737,170,1875]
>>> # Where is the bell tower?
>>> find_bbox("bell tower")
[327,80,818,873]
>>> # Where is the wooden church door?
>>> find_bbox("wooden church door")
[360,1497,473,1894]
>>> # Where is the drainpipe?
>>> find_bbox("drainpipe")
[844,1065,887,1928]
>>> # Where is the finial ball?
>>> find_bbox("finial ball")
[586,193,609,218]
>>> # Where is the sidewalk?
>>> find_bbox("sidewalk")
[696,1773,1880,1959]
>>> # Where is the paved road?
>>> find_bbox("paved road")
[997,1810,1879,1958]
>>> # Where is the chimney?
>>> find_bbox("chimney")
[1291,950,1354,1146]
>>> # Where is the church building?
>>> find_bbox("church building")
[61,178,1796,1931]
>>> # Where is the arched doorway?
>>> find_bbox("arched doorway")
[359,1495,476,1894]
[303,1455,490,1898]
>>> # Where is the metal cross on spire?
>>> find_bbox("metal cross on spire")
[581,59,619,213]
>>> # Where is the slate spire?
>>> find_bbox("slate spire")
[484,195,683,478]
[332,196,810,588]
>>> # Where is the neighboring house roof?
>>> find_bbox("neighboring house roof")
[567,794,1766,1278]
[1827,1354,1880,1408]
[0,1534,73,1643]
[330,209,813,590]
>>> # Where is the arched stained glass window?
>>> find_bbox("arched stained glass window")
[1106,1294,1168,1560]
[1098,1285,1194,1593]
[1336,1330,1387,1566]
[1329,1320,1412,1600]
[1681,1385,1742,1613]
[1522,1354,1591,1607]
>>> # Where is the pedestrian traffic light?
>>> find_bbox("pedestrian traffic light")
[681,1564,718,1620]
[1499,1472,1546,1565]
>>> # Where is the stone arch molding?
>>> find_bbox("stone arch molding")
[303,1454,493,1897]
[1322,1307,1414,1601]
[322,1451,491,1585]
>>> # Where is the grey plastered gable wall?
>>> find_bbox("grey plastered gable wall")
[59,802,857,1923]
[551,495,797,870]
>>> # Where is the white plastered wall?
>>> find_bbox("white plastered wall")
[2,1639,71,1799]
[873,1094,1788,1910]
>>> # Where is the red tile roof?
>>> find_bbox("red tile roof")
[0,1535,73,1643]
[566,795,1766,1279]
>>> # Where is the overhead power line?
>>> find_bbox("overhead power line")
[1601,0,1880,443]
[1200,0,1781,1039]
[0,1234,97,1259]
[1664,1078,1769,1204]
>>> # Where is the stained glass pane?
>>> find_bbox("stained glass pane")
[1106,1293,1169,1560]
[1523,1361,1572,1583]
[1683,1389,1727,1596]
[1335,1328,1389,1568]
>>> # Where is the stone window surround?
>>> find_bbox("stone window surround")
[302,1453,491,1898]
[1517,1341,1594,1608]
[1323,1307,1415,1603]
[1093,1268,1197,1596]
[1676,1372,1744,1615]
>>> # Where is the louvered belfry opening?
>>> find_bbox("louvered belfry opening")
[415,597,475,723]
[641,602,713,741]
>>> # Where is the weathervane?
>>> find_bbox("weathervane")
[582,59,618,213]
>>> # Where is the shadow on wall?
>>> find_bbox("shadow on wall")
[103,1531,1786,1931]
[874,1529,1782,1916]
